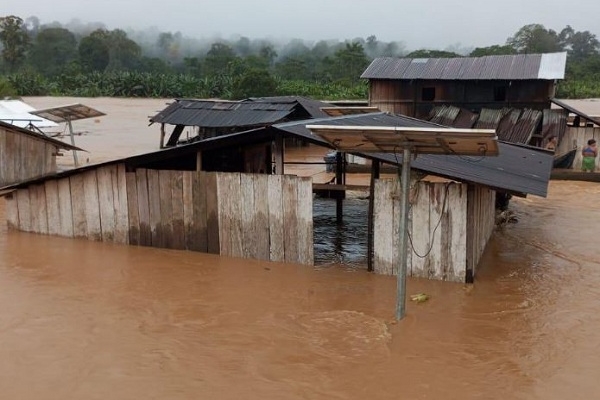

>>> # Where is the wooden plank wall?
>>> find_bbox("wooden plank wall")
[0,128,58,187]
[6,164,129,245]
[557,126,600,170]
[5,167,314,266]
[373,179,468,282]
[466,185,496,279]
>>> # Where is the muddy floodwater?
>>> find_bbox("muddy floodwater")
[1,97,600,399]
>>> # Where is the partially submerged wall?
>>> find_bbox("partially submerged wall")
[5,166,314,265]
[372,179,495,282]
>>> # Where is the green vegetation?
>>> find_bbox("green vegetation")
[0,16,599,99]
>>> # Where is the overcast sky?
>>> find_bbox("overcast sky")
[4,0,600,50]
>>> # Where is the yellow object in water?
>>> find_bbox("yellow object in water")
[410,293,429,303]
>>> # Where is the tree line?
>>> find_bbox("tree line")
[1,16,599,99]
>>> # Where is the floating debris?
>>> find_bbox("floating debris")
[410,293,429,303]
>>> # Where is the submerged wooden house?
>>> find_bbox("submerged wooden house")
[0,120,81,187]
[1,112,553,283]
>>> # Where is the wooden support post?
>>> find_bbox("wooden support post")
[335,151,344,224]
[159,123,166,149]
[367,160,380,272]
[273,136,284,175]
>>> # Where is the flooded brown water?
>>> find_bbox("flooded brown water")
[1,180,600,399]
[2,97,600,398]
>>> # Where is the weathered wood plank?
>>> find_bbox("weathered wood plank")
[82,170,102,241]
[4,132,16,184]
[373,179,394,275]
[205,172,220,254]
[409,181,430,278]
[97,166,116,241]
[267,174,284,262]
[30,184,48,234]
[447,183,467,282]
[136,169,152,246]
[44,180,61,236]
[5,192,19,230]
[126,172,140,245]
[57,178,74,237]
[282,175,299,264]
[158,170,174,249]
[253,174,270,261]
[70,174,87,238]
[171,170,185,250]
[0,132,6,185]
[296,177,314,266]
[114,164,129,244]
[182,171,194,250]
[217,173,243,257]
[195,172,209,252]
[147,169,162,247]
[240,174,256,259]
[16,189,31,232]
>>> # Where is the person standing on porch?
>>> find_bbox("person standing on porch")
[581,139,598,172]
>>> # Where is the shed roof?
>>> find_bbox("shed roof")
[149,96,332,127]
[0,120,83,151]
[1,113,552,197]
[361,52,567,81]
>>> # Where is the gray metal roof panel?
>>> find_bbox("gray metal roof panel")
[362,52,566,80]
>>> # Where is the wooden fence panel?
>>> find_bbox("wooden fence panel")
[114,164,129,244]
[267,175,284,262]
[282,175,299,264]
[217,173,243,258]
[5,193,19,229]
[136,169,152,246]
[253,174,270,261]
[70,174,87,238]
[448,184,467,281]
[97,166,116,241]
[192,172,208,252]
[296,177,314,266]
[44,180,61,236]
[126,172,140,245]
[241,174,257,259]
[147,169,162,247]
[158,170,174,248]
[16,189,31,232]
[171,170,185,250]
[82,170,101,241]
[58,178,74,237]
[373,180,394,275]
[30,184,48,235]
[205,172,220,254]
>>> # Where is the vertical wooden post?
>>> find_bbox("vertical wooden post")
[335,151,344,223]
[367,160,380,272]
[159,123,166,149]
[273,136,284,175]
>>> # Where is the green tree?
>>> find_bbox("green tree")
[231,68,278,99]
[106,29,142,70]
[559,25,600,61]
[78,33,110,72]
[28,27,77,76]
[507,24,563,53]
[324,42,370,84]
[0,15,30,72]
[204,42,238,76]
[469,45,516,57]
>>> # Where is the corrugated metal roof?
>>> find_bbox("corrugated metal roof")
[1,112,552,198]
[361,52,567,80]
[541,109,567,144]
[273,113,552,197]
[150,96,333,127]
